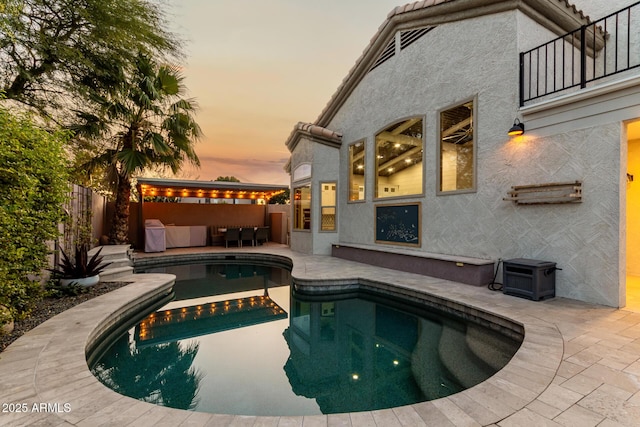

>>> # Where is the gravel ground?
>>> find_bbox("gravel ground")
[0,281,129,353]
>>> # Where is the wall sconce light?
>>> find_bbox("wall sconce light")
[508,119,525,136]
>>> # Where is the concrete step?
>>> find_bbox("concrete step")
[88,245,134,282]
[100,266,134,281]
[89,245,132,263]
[102,258,132,270]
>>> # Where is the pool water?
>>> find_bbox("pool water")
[90,261,521,416]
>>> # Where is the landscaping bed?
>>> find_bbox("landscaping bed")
[0,281,129,352]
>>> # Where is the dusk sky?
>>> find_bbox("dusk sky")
[164,0,404,185]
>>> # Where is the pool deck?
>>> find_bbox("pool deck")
[2,245,640,426]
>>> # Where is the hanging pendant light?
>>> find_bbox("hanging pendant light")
[508,119,525,136]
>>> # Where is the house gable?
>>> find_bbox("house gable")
[315,0,591,128]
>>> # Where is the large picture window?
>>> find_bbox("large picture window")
[348,141,365,201]
[293,185,311,230]
[375,118,423,199]
[439,100,475,192]
[320,182,336,231]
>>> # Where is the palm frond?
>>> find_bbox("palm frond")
[70,52,201,193]
[117,148,151,174]
[133,89,153,110]
[68,111,108,138]
[148,132,172,155]
[106,101,131,121]
[169,98,197,114]
[157,66,181,95]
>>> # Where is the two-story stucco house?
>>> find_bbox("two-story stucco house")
[284,0,640,309]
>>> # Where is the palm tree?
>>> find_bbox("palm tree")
[91,337,203,410]
[72,54,201,244]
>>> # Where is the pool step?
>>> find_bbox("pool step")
[410,318,516,399]
[437,323,497,389]
[465,324,518,372]
[411,319,451,400]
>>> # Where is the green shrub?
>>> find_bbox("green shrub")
[0,105,70,320]
[45,281,89,298]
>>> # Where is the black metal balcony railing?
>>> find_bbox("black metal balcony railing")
[520,1,640,106]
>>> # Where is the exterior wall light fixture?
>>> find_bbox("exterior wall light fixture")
[508,118,525,136]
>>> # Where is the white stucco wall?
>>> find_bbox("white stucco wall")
[312,143,340,255]
[498,124,622,306]
[288,137,340,255]
[331,11,519,247]
[331,11,520,247]
[520,68,640,307]
[319,9,628,307]
[290,139,313,254]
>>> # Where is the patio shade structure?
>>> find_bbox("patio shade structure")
[137,177,288,201]
[135,178,289,248]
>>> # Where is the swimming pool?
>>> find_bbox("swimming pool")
[89,260,522,416]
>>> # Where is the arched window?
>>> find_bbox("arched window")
[375,118,424,198]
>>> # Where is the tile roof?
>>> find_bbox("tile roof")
[312,0,591,128]
[389,0,589,21]
[284,121,343,153]
[388,0,455,17]
[294,122,343,142]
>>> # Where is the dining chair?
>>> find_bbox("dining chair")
[240,227,255,247]
[224,227,240,247]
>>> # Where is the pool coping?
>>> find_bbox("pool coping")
[0,247,605,426]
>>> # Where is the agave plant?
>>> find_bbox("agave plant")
[51,246,111,279]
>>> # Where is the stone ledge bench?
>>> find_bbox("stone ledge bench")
[331,243,495,287]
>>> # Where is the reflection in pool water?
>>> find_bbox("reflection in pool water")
[90,261,521,416]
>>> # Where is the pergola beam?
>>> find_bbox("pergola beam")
[137,178,288,201]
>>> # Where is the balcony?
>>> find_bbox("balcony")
[520,2,640,106]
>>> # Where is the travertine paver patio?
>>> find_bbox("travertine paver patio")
[1,245,640,426]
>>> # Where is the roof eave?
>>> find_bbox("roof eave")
[136,177,288,192]
[285,122,343,153]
